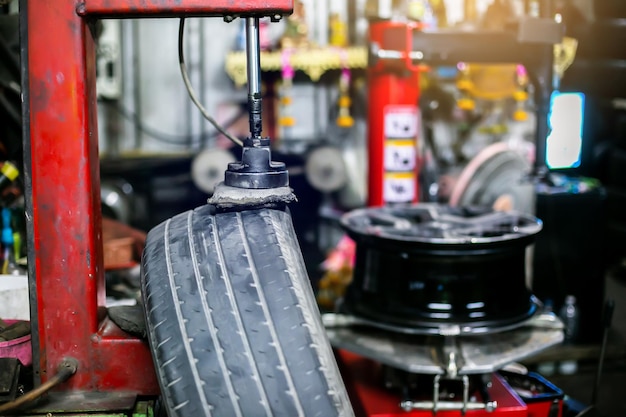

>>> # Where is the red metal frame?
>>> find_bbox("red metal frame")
[336,350,562,417]
[367,21,421,207]
[23,0,292,402]
[80,0,292,17]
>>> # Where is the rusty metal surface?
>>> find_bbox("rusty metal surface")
[23,0,158,395]
[80,0,293,17]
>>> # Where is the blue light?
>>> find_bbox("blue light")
[546,91,585,170]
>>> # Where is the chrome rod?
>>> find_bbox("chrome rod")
[245,17,263,139]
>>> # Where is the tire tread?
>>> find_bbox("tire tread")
[141,205,353,417]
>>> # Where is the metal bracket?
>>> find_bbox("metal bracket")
[400,374,498,414]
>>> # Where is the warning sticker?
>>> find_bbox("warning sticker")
[384,106,418,138]
[384,140,416,171]
[384,172,416,203]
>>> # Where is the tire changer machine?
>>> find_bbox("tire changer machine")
[8,1,574,417]
[323,11,574,417]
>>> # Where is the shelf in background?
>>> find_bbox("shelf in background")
[225,46,368,86]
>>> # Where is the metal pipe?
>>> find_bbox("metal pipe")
[245,17,260,97]
[0,359,77,415]
[245,17,263,139]
[400,399,497,412]
[199,18,208,148]
[131,19,142,149]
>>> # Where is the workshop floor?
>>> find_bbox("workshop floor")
[525,269,626,417]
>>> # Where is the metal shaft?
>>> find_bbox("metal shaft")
[245,17,263,140]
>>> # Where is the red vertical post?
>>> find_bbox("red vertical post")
[22,0,293,403]
[367,21,421,207]
[23,0,158,396]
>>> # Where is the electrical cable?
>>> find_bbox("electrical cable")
[101,99,246,147]
[178,18,243,147]
[0,359,78,415]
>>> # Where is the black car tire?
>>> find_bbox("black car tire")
[141,204,353,417]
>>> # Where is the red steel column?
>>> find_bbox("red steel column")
[23,0,158,394]
[23,0,292,398]
[367,21,421,207]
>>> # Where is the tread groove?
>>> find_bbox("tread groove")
[142,206,354,417]
[187,211,242,417]
[210,214,273,417]
[237,212,306,417]
[165,218,213,417]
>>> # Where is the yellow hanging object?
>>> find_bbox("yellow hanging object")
[513,109,528,122]
[457,97,475,111]
[513,90,529,102]
[279,51,296,130]
[278,90,295,127]
[329,13,348,48]
[456,78,473,92]
[336,95,354,128]
[279,116,296,127]
[278,86,295,127]
[0,162,19,182]
[336,115,354,128]
[456,63,475,111]
[512,65,529,122]
[336,67,354,128]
